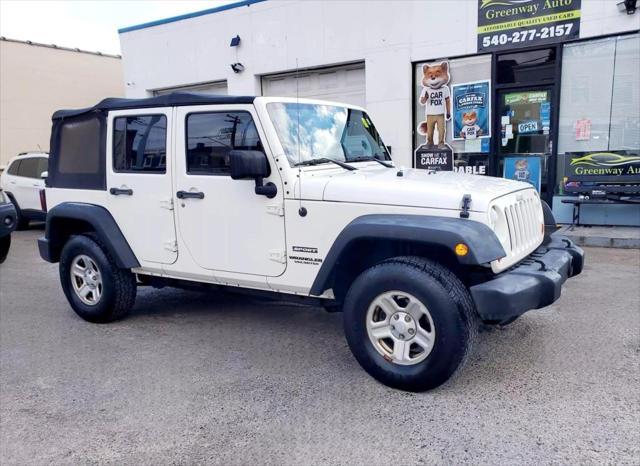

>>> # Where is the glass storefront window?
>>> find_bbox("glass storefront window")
[414,55,491,174]
[610,34,640,152]
[557,33,640,193]
[497,48,556,85]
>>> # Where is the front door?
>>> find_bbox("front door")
[106,108,177,265]
[497,87,554,200]
[174,105,286,277]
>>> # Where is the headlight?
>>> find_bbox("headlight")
[489,205,510,250]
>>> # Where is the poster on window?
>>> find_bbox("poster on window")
[477,0,581,52]
[503,156,541,192]
[452,80,491,141]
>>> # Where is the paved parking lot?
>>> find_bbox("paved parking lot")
[1,229,639,465]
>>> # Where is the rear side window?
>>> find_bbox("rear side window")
[113,115,167,173]
[185,112,262,175]
[58,118,102,175]
[49,113,106,190]
[16,157,47,178]
[7,160,21,175]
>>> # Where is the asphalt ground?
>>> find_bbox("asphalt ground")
[1,229,639,465]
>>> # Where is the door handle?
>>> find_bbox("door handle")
[109,187,133,196]
[176,190,205,199]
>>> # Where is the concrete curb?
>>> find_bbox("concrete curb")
[558,226,640,249]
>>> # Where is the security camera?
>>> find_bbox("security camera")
[230,63,245,73]
[617,0,637,14]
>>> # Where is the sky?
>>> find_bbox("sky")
[0,0,236,55]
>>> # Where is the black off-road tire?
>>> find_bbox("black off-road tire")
[343,256,478,392]
[0,234,10,264]
[14,209,29,230]
[59,234,136,323]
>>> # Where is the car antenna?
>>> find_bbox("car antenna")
[296,58,306,217]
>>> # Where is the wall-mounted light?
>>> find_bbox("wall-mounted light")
[617,0,637,14]
[230,63,245,73]
[230,35,241,47]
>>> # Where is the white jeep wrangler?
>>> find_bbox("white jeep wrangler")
[39,94,584,391]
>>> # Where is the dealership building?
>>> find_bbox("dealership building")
[119,0,640,225]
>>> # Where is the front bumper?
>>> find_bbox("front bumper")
[470,235,584,324]
[0,203,17,238]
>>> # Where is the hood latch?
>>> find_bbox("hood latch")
[460,194,472,219]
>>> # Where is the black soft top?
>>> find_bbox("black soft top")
[52,92,256,120]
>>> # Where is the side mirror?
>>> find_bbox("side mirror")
[229,150,270,180]
[229,150,277,198]
[40,171,48,179]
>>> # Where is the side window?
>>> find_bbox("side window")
[185,112,263,175]
[113,115,167,173]
[16,158,42,178]
[36,158,49,177]
[7,160,21,176]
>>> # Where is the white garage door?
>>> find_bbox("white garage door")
[262,63,365,107]
[152,80,228,96]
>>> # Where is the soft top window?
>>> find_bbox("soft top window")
[48,112,106,190]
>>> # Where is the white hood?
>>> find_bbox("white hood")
[298,166,533,212]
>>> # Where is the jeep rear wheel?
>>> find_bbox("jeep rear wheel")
[343,256,477,392]
[59,235,136,323]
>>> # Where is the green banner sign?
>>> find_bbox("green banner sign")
[565,151,640,182]
[478,0,581,52]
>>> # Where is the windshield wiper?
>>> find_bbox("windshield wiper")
[294,157,357,171]
[349,156,394,168]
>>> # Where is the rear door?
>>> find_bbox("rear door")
[106,108,177,265]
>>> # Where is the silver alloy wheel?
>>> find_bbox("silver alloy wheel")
[70,254,103,306]
[366,290,436,366]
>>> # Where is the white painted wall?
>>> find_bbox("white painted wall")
[119,0,640,168]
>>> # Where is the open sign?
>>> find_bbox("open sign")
[518,120,539,134]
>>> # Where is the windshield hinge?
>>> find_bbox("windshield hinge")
[268,249,286,263]
[266,204,284,217]
[460,194,472,219]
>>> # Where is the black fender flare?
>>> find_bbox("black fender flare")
[309,214,506,296]
[38,202,140,268]
[4,192,21,215]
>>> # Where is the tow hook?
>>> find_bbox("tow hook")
[460,194,472,218]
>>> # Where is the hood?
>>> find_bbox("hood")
[299,166,533,212]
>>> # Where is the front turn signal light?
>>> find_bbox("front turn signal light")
[455,243,469,256]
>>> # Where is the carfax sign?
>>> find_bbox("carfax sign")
[478,0,581,52]
[452,80,491,141]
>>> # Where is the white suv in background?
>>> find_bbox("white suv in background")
[0,152,48,228]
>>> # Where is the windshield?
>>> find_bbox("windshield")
[267,102,391,166]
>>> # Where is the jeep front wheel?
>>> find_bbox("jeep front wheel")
[343,256,477,391]
[59,235,136,323]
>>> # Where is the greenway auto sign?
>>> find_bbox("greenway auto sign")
[565,152,640,182]
[478,0,581,52]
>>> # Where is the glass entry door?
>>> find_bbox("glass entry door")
[497,87,554,197]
